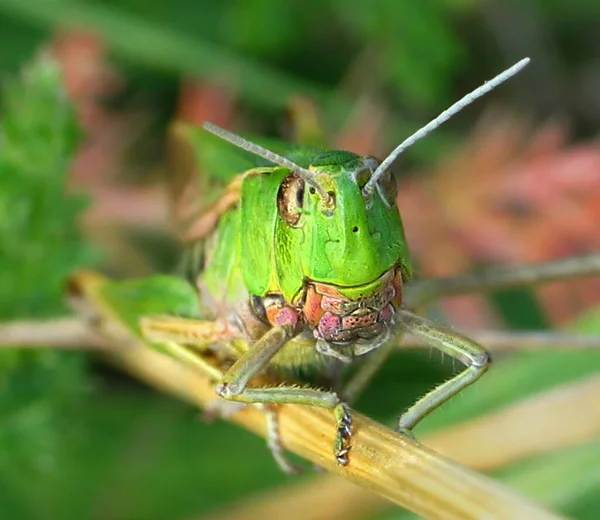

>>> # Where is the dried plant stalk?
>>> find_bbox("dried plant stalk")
[428,374,600,469]
[204,375,600,520]
[0,317,110,349]
[102,338,564,520]
[3,318,600,352]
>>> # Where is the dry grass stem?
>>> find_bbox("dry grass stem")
[406,253,600,308]
[102,337,564,520]
[205,375,600,520]
[0,317,111,349]
[454,330,600,351]
[428,374,600,469]
[3,318,600,353]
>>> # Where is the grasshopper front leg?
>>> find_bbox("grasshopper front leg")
[395,309,490,435]
[140,315,298,471]
[216,323,353,466]
[140,315,353,467]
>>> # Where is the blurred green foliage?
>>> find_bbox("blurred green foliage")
[0,54,95,318]
[0,53,97,516]
[0,0,468,107]
[1,0,598,163]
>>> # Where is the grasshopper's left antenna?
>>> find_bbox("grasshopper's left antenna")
[362,57,531,197]
[203,122,330,202]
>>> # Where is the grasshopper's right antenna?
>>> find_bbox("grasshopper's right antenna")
[363,57,531,197]
[203,122,331,203]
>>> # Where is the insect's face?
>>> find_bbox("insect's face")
[275,151,411,348]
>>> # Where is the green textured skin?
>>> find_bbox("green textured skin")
[201,147,412,309]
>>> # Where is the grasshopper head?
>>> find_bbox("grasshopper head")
[275,150,411,349]
[204,55,531,353]
[200,126,412,352]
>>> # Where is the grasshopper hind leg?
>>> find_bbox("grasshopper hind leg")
[140,315,302,473]
[263,405,303,474]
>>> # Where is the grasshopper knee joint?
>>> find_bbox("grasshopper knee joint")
[472,349,491,368]
[216,381,242,398]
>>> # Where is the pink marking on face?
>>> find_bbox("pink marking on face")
[379,303,395,323]
[275,307,299,328]
[302,267,405,342]
[317,312,342,339]
[320,295,345,313]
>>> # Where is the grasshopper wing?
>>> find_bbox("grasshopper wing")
[166,121,256,243]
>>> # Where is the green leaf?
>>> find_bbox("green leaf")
[98,275,202,337]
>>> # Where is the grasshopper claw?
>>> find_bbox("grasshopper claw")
[215,381,243,397]
[333,402,353,466]
[396,426,418,442]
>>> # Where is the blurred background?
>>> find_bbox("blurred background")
[1,1,600,519]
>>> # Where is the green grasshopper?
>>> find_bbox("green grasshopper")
[140,58,531,472]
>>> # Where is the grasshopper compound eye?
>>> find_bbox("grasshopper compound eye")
[277,174,305,227]
[377,171,398,208]
[355,156,397,208]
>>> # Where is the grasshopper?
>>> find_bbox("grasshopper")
[140,58,532,472]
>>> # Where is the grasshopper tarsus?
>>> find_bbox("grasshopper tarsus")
[334,402,353,466]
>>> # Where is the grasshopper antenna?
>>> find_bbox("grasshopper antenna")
[203,122,330,202]
[362,57,531,197]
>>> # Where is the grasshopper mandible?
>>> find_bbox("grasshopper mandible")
[140,58,531,472]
